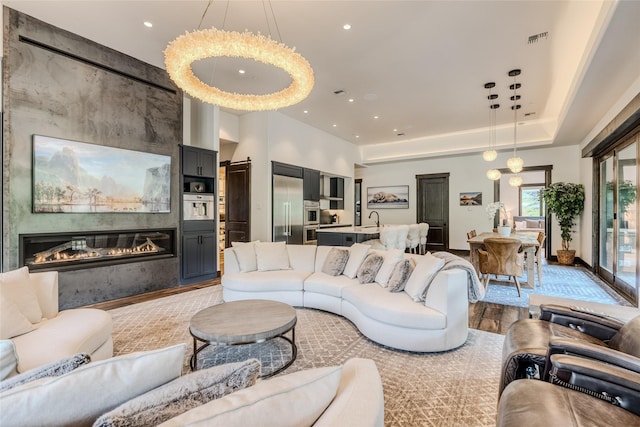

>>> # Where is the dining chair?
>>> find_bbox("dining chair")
[534,231,546,287]
[477,238,525,296]
[418,223,429,254]
[406,224,421,254]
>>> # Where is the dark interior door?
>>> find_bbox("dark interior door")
[416,173,449,252]
[224,162,251,247]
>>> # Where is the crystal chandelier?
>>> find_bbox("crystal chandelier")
[482,82,499,162]
[164,2,314,111]
[507,69,523,174]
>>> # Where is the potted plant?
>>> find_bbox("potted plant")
[541,182,585,265]
[486,202,511,236]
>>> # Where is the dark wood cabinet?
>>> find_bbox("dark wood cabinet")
[180,145,218,284]
[303,168,321,201]
[317,230,379,247]
[330,177,344,209]
[182,145,216,178]
[181,231,217,280]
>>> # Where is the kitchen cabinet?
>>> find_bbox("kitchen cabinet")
[303,168,321,201]
[330,177,344,209]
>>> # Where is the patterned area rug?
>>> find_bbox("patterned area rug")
[481,262,630,308]
[109,286,505,426]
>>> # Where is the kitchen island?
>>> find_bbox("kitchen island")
[316,226,380,247]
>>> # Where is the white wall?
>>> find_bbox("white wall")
[230,111,358,242]
[356,145,582,254]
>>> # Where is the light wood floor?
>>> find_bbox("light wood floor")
[85,279,528,335]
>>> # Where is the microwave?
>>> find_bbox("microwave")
[183,194,214,221]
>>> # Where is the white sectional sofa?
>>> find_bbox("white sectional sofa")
[0,268,113,374]
[223,243,474,352]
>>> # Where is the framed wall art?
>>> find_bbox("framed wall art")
[366,185,409,209]
[459,192,482,206]
[32,135,171,213]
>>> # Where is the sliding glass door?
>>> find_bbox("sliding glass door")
[598,138,638,304]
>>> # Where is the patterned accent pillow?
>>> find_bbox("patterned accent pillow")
[321,248,350,276]
[387,259,416,292]
[0,353,91,392]
[356,253,384,284]
[93,359,261,427]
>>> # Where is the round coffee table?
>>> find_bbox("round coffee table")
[189,299,297,378]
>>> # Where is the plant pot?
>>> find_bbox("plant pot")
[497,226,512,237]
[557,249,576,265]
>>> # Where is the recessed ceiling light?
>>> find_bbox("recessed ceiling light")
[143,21,153,28]
[373,116,379,119]
[355,135,360,138]
[348,98,354,103]
[393,128,397,132]
[343,24,351,30]
[303,110,309,114]
[332,124,337,127]
[238,69,246,74]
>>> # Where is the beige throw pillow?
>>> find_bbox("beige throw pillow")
[255,242,291,271]
[374,249,404,287]
[0,295,34,340]
[404,253,445,302]
[231,241,259,272]
[342,243,370,279]
[387,259,416,292]
[0,267,42,323]
[321,248,350,276]
[94,359,261,427]
[356,253,384,284]
[159,365,343,427]
[0,344,185,427]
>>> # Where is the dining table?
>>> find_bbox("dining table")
[467,231,540,287]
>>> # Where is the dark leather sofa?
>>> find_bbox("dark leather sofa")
[497,304,640,426]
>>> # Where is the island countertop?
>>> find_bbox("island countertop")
[316,226,381,234]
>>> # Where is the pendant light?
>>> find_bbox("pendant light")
[507,69,524,175]
[482,82,498,162]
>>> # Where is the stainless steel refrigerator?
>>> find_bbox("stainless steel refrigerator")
[273,174,304,244]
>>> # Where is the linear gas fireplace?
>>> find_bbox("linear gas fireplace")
[20,229,176,272]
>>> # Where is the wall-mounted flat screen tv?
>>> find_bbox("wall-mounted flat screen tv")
[33,135,171,213]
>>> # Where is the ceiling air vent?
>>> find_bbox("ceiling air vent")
[333,89,345,96]
[528,32,548,44]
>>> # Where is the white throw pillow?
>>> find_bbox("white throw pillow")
[0,295,34,339]
[0,344,185,427]
[404,253,445,302]
[255,242,291,271]
[159,365,343,427]
[342,243,370,279]
[0,340,18,380]
[231,241,259,272]
[0,267,42,323]
[375,249,404,287]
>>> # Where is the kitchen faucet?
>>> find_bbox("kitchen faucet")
[368,210,380,228]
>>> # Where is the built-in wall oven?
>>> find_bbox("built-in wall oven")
[304,200,320,226]
[304,226,318,245]
[303,200,320,245]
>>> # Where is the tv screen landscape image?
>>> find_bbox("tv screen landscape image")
[32,135,171,213]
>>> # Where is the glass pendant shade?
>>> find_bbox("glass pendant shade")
[509,175,523,187]
[486,169,502,180]
[507,156,524,173]
[482,150,497,161]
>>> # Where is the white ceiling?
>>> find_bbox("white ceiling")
[4,1,640,155]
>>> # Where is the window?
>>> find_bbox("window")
[519,185,544,216]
